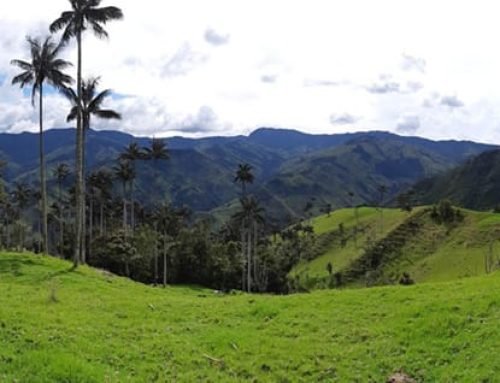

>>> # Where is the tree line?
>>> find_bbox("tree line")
[2,0,323,293]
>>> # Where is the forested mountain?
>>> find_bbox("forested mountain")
[0,127,496,222]
[411,149,500,210]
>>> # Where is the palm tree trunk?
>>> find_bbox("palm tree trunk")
[122,181,127,230]
[88,197,93,260]
[39,85,49,254]
[162,233,167,287]
[240,223,245,291]
[81,125,88,264]
[73,31,83,268]
[100,200,104,236]
[253,221,258,291]
[58,181,64,257]
[154,222,158,285]
[131,178,135,232]
[247,223,252,293]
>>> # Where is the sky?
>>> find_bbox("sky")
[1,0,500,143]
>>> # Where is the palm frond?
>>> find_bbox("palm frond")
[88,88,111,109]
[94,109,121,120]
[67,106,78,122]
[11,72,33,87]
[88,20,108,39]
[10,59,32,71]
[87,6,123,23]
[49,12,74,34]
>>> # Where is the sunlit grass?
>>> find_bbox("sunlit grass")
[0,252,499,381]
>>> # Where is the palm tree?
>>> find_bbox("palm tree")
[153,203,175,287]
[93,169,113,236]
[113,160,135,230]
[233,196,265,292]
[120,142,146,230]
[144,137,169,202]
[145,138,169,162]
[53,163,70,256]
[234,163,254,197]
[50,0,123,267]
[62,77,121,263]
[11,36,72,255]
[11,183,32,251]
[62,76,121,160]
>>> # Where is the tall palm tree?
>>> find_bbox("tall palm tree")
[93,169,113,236]
[50,0,123,267]
[234,163,254,197]
[233,196,265,292]
[145,138,169,162]
[11,36,72,255]
[113,160,135,230]
[120,142,146,230]
[62,76,121,157]
[62,77,121,263]
[53,163,70,256]
[144,137,169,202]
[11,183,32,251]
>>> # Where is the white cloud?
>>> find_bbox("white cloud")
[1,0,500,144]
[204,28,230,46]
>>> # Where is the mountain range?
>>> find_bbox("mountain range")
[0,127,497,225]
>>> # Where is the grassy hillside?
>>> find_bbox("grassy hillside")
[293,206,500,288]
[0,252,499,382]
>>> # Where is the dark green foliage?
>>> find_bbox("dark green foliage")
[430,199,464,224]
[413,149,500,210]
[399,272,415,285]
[0,129,495,225]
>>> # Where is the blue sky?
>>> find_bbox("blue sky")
[1,0,500,143]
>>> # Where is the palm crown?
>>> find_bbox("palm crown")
[61,77,121,129]
[50,0,123,42]
[11,36,73,104]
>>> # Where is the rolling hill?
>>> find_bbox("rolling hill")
[0,251,499,382]
[292,206,500,289]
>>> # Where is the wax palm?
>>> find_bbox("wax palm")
[62,77,120,260]
[53,163,70,256]
[62,76,121,132]
[50,0,123,266]
[11,182,32,250]
[11,36,72,255]
[120,143,146,230]
[234,163,254,197]
[144,138,169,161]
[113,160,135,230]
[233,196,265,292]
[144,138,169,197]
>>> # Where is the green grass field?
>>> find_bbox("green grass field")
[292,207,500,287]
[1,252,499,382]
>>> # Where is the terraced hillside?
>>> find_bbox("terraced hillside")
[0,252,499,382]
[292,207,500,289]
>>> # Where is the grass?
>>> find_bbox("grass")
[293,207,500,287]
[0,252,499,382]
[291,207,417,282]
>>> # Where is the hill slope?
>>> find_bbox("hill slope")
[293,207,500,288]
[0,252,499,382]
[412,149,500,210]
